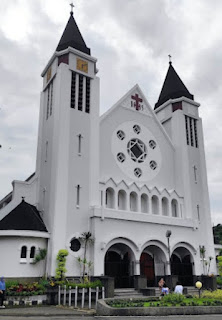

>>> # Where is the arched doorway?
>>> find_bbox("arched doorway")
[105,243,135,288]
[171,247,194,286]
[140,253,154,286]
[140,245,167,286]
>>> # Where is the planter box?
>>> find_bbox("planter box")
[5,294,47,306]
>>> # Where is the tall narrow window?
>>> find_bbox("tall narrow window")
[30,246,36,259]
[76,184,80,207]
[46,87,50,119]
[78,75,83,111]
[21,246,27,259]
[50,81,53,115]
[189,117,194,146]
[193,165,197,183]
[78,134,82,155]
[45,141,48,162]
[185,115,189,145]
[85,77,90,113]
[70,72,76,109]
[194,119,198,148]
[197,204,200,221]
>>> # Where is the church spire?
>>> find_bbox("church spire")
[56,6,91,55]
[154,62,194,109]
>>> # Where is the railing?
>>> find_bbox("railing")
[58,285,105,309]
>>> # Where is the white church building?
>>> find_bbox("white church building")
[0,10,216,288]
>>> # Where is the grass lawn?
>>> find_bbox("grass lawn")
[106,293,222,308]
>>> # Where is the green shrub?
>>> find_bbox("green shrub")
[202,289,222,300]
[161,293,185,304]
[55,249,69,280]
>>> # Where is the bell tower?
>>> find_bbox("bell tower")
[154,61,216,273]
[35,7,100,276]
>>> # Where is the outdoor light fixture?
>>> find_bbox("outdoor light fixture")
[166,230,172,279]
[195,281,202,298]
[166,230,172,238]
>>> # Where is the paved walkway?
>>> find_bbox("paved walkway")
[0,305,96,317]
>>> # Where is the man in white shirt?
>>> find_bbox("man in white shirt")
[174,281,183,294]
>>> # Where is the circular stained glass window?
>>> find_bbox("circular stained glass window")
[133,125,141,134]
[149,140,156,149]
[127,138,147,163]
[134,168,142,178]
[70,238,81,252]
[117,130,125,140]
[150,160,157,170]
[117,152,125,163]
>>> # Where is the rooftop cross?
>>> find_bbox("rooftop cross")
[168,54,172,65]
[70,2,74,14]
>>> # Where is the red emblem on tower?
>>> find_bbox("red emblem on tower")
[131,93,143,111]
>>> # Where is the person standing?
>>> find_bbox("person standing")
[158,277,165,293]
[0,277,6,308]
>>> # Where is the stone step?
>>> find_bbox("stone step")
[114,288,142,297]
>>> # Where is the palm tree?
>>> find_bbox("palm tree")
[199,245,206,275]
[79,232,94,281]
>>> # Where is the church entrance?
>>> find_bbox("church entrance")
[140,245,167,287]
[171,247,194,286]
[140,252,155,286]
[104,243,135,288]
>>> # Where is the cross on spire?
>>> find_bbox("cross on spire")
[168,54,172,65]
[70,2,74,15]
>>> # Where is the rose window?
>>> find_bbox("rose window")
[127,138,147,163]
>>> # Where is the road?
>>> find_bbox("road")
[1,316,222,320]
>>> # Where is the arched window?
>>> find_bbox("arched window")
[106,187,115,209]
[141,194,148,213]
[130,192,138,212]
[30,246,36,259]
[152,195,159,215]
[21,246,27,259]
[118,190,127,210]
[162,197,169,216]
[172,199,179,217]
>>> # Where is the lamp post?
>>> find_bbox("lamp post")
[166,230,172,288]
[195,281,202,298]
[166,230,172,269]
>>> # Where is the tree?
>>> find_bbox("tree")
[199,245,206,275]
[78,232,94,282]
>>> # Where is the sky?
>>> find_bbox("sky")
[0,0,221,225]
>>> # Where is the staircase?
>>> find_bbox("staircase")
[114,286,199,298]
[114,288,143,298]
[184,286,199,296]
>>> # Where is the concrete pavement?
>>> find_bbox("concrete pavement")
[0,305,96,317]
